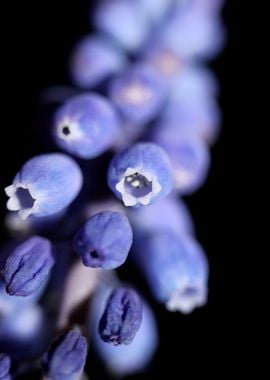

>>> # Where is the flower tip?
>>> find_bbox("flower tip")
[166,286,207,314]
[4,185,15,197]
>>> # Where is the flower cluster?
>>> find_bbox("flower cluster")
[0,0,225,378]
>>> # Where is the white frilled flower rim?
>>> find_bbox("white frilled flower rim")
[5,183,38,220]
[166,280,207,314]
[115,167,162,207]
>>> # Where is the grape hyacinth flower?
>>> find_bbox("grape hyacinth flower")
[128,195,194,236]
[73,211,133,270]
[0,354,11,380]
[70,35,126,89]
[0,304,50,359]
[141,42,183,84]
[42,330,88,380]
[5,153,83,219]
[152,127,211,194]
[93,0,149,52]
[90,285,158,376]
[169,64,219,100]
[184,0,226,15]
[139,0,174,24]
[53,94,120,159]
[99,287,142,345]
[108,64,166,126]
[108,142,173,207]
[135,231,209,314]
[159,3,225,60]
[2,236,54,297]
[0,0,226,374]
[160,94,221,145]
[0,275,48,315]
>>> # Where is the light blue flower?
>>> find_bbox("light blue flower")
[108,143,173,207]
[128,195,194,236]
[0,353,11,380]
[135,231,209,314]
[42,330,88,380]
[108,64,166,126]
[53,94,120,159]
[0,303,50,359]
[93,0,150,51]
[159,3,226,60]
[151,126,211,194]
[5,153,83,219]
[70,34,126,89]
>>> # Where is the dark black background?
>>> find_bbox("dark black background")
[0,0,243,378]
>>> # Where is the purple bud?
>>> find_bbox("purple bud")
[73,211,133,270]
[99,288,142,345]
[3,236,54,297]
[42,330,88,380]
[89,285,158,376]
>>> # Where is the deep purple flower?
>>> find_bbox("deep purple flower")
[53,94,120,159]
[3,236,54,297]
[42,330,88,380]
[99,288,142,345]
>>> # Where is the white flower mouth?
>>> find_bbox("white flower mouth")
[115,167,162,207]
[5,183,38,220]
[166,284,207,314]
[57,117,84,141]
[118,81,153,106]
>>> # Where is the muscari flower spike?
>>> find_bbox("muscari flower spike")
[3,236,54,297]
[107,142,173,207]
[42,330,88,380]
[53,93,120,159]
[73,211,133,270]
[5,153,83,220]
[70,34,126,89]
[98,287,142,345]
[135,231,209,314]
